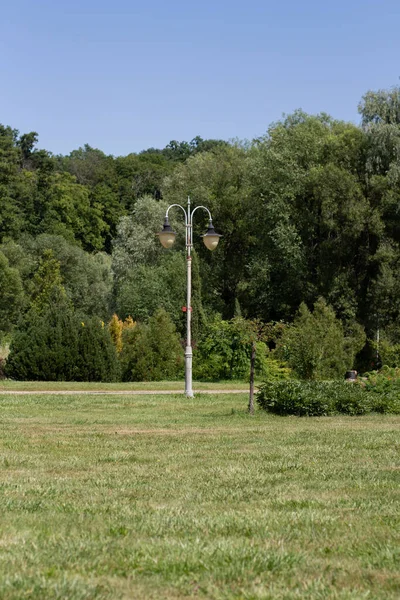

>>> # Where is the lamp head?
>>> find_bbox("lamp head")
[157,216,176,248]
[201,220,222,251]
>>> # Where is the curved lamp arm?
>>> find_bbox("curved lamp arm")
[166,203,188,225]
[191,205,221,251]
[190,205,212,223]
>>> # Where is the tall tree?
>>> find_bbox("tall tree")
[0,251,25,336]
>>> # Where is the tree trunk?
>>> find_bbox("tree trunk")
[248,341,256,414]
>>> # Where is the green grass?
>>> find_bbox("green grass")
[0,392,399,599]
[0,380,253,392]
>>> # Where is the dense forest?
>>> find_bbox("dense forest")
[2,85,400,380]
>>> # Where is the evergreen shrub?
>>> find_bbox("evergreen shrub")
[76,317,120,382]
[5,303,119,381]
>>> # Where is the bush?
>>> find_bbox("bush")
[5,303,120,381]
[359,367,400,414]
[262,357,292,381]
[256,380,399,416]
[193,317,274,381]
[278,298,365,380]
[362,365,400,391]
[75,317,121,382]
[120,308,184,381]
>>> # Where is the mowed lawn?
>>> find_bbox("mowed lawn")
[0,381,251,392]
[0,393,399,599]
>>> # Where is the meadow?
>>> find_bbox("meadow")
[0,391,398,599]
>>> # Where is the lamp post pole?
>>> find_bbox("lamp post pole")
[157,196,221,398]
[184,197,193,397]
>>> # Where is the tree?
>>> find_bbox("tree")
[112,196,188,330]
[17,131,38,164]
[0,125,25,241]
[115,252,186,331]
[162,144,250,318]
[37,172,108,251]
[115,152,173,208]
[359,87,400,126]
[246,113,368,322]
[0,251,25,336]
[278,298,365,380]
[30,249,67,314]
[112,195,185,283]
[23,235,113,319]
[120,308,183,381]
[190,250,207,343]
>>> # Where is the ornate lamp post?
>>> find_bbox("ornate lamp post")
[157,196,221,397]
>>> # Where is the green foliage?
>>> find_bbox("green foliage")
[0,250,25,333]
[245,113,368,322]
[116,252,186,330]
[30,249,67,314]
[190,249,207,343]
[262,357,292,381]
[359,87,400,125]
[193,316,270,380]
[120,309,183,381]
[4,84,400,379]
[162,145,249,318]
[256,380,399,416]
[115,152,173,208]
[360,367,400,412]
[5,302,119,381]
[362,365,400,389]
[369,323,400,367]
[28,235,112,319]
[0,236,113,320]
[112,195,201,333]
[75,318,120,382]
[278,298,365,380]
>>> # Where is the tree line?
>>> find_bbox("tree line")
[2,85,400,379]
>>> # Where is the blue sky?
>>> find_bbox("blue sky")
[1,0,399,156]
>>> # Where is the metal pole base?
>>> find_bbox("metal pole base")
[185,347,194,397]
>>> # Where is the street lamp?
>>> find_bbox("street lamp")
[157,196,221,397]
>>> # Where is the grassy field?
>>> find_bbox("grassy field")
[0,380,252,392]
[0,392,399,599]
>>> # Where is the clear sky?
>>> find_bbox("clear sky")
[1,0,399,156]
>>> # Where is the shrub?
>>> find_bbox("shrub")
[359,367,400,414]
[75,317,120,382]
[278,298,365,380]
[256,380,398,416]
[257,380,335,416]
[193,316,273,381]
[108,314,135,354]
[362,365,400,391]
[5,303,120,381]
[262,357,292,381]
[120,308,184,381]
